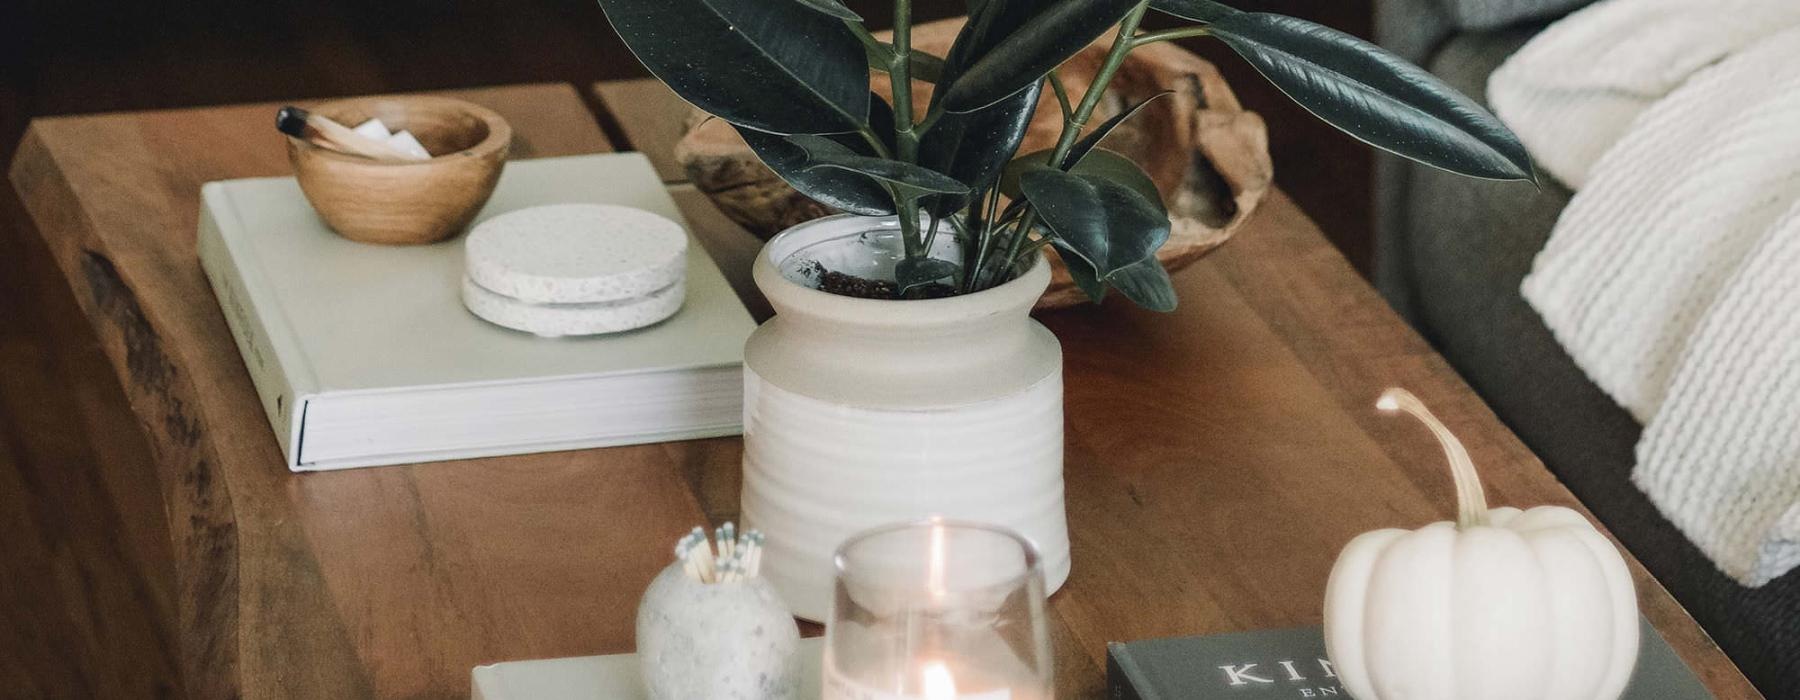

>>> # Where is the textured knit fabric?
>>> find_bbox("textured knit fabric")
[1487,0,1800,189]
[1518,21,1800,586]
[1522,28,1800,422]
[1378,23,1800,694]
[1636,205,1800,586]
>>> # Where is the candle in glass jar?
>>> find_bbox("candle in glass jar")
[823,521,1054,700]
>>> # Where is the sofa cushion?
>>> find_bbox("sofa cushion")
[1389,29,1800,695]
[1433,0,1594,31]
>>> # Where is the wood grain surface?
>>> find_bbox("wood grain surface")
[6,81,1761,698]
[0,187,182,697]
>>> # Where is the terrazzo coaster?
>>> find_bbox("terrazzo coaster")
[462,276,685,338]
[465,203,688,304]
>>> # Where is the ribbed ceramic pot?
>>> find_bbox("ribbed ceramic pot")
[742,214,1069,622]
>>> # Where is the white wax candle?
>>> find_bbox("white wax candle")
[921,661,958,700]
[822,659,1016,700]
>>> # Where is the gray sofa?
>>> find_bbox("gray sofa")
[1373,0,1800,695]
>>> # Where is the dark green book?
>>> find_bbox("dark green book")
[1107,617,1710,699]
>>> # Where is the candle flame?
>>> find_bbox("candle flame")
[922,660,957,700]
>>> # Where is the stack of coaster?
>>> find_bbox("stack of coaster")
[463,203,688,337]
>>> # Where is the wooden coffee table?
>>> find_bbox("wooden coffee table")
[6,81,1760,698]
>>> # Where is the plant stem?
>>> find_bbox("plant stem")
[855,127,892,159]
[986,212,1037,287]
[891,0,916,161]
[965,185,1005,291]
[948,212,972,249]
[970,196,1030,289]
[1047,70,1074,122]
[923,214,943,253]
[890,0,923,259]
[1131,26,1210,47]
[1049,2,1149,168]
[1012,236,1053,264]
[845,20,885,56]
[915,108,945,136]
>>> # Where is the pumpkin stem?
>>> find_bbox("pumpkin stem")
[1377,388,1489,528]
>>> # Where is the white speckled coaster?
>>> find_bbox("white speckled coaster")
[465,203,688,304]
[462,276,685,338]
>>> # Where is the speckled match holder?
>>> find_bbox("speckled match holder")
[462,203,687,337]
[635,562,801,700]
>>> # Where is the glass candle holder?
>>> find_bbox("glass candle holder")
[823,519,1053,700]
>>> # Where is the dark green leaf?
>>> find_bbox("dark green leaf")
[1068,150,1164,214]
[739,127,894,216]
[896,257,961,294]
[936,0,1139,114]
[1207,12,1533,180]
[917,0,1059,216]
[597,0,869,134]
[867,42,947,83]
[1148,0,1241,23]
[1108,256,1178,311]
[1021,167,1170,277]
[794,0,862,21]
[1063,91,1173,168]
[936,0,1037,90]
[1061,154,1177,311]
[790,135,971,198]
[919,82,1044,216]
[999,149,1163,213]
[734,96,896,215]
[999,149,1055,200]
[1058,249,1107,303]
[1054,226,1178,311]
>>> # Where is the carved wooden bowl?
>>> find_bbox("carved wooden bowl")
[675,17,1273,309]
[287,95,511,245]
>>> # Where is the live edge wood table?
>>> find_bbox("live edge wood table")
[6,81,1759,699]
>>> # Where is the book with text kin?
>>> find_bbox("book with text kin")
[1107,617,1709,699]
[198,153,755,471]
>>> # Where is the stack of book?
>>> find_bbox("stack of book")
[199,153,756,471]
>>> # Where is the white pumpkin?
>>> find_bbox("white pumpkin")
[1323,389,1640,700]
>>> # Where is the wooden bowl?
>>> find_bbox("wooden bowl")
[286,95,512,245]
[676,17,1272,309]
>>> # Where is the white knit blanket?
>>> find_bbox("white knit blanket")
[1491,2,1800,587]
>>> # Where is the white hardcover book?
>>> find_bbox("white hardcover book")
[470,638,824,700]
[198,153,757,471]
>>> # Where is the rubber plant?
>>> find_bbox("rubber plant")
[596,0,1533,310]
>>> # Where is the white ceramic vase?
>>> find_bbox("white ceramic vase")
[741,214,1069,622]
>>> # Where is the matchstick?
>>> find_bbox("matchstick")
[275,106,429,162]
[670,525,765,584]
